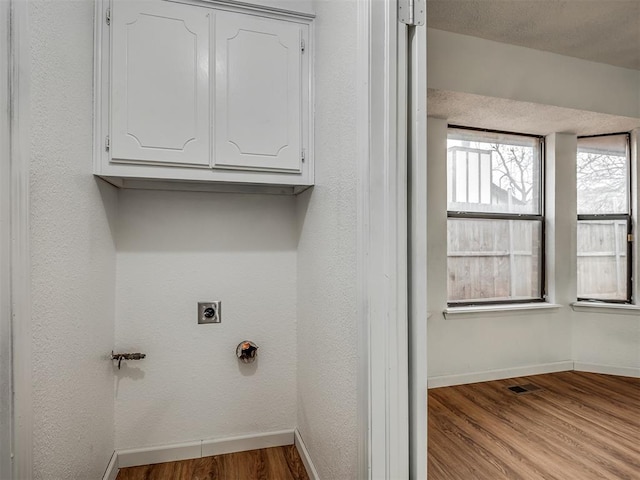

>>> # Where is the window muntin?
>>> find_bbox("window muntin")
[447,127,544,306]
[577,133,632,303]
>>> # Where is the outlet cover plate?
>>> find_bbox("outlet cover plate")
[198,301,221,324]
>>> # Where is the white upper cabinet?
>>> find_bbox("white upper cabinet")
[95,0,314,194]
[110,1,211,167]
[214,12,303,173]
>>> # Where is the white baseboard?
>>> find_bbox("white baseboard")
[113,429,295,469]
[295,429,320,480]
[102,451,119,480]
[574,362,640,378]
[117,440,202,468]
[201,430,294,457]
[427,361,575,389]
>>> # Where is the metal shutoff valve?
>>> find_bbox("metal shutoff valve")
[236,341,258,363]
[111,351,146,369]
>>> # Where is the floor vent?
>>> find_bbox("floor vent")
[508,383,542,395]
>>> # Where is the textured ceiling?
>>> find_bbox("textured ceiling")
[428,89,640,135]
[427,0,640,70]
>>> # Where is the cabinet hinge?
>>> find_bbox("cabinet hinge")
[106,7,111,26]
[628,233,634,242]
[301,39,305,53]
[398,0,425,26]
[105,136,110,151]
[301,149,305,162]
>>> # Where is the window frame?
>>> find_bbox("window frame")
[576,132,633,304]
[446,125,546,307]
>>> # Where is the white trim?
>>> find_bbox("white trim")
[427,361,640,389]
[116,430,295,469]
[360,0,409,478]
[103,177,305,195]
[0,1,12,476]
[571,301,640,315]
[201,430,294,457]
[408,19,428,480]
[631,129,639,305]
[9,0,33,477]
[101,451,119,480]
[427,361,575,389]
[117,441,202,469]
[393,14,410,480]
[175,0,316,20]
[294,429,319,480]
[355,0,371,477]
[444,302,563,319]
[574,362,640,378]
[92,0,105,190]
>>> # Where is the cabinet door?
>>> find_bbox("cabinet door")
[111,0,210,167]
[214,13,304,173]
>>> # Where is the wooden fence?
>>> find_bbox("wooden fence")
[447,219,627,301]
[577,220,627,299]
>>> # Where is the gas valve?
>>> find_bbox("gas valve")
[236,341,258,364]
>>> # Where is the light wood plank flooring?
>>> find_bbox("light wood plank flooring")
[116,445,309,480]
[428,371,640,480]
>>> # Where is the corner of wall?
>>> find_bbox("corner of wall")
[294,429,320,480]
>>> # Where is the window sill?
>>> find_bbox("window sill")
[444,302,563,319]
[571,301,640,316]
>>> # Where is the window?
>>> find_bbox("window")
[577,133,632,303]
[447,127,544,305]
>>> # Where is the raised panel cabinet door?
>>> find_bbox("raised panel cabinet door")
[111,0,210,167]
[215,13,305,172]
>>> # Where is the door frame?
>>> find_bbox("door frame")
[358,1,428,478]
[408,22,428,480]
[0,1,13,475]
[4,0,33,477]
[358,1,429,478]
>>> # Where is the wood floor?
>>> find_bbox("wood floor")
[116,445,310,480]
[428,371,640,480]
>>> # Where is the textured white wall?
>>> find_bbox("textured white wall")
[114,190,298,449]
[427,28,640,119]
[573,314,640,370]
[545,133,578,307]
[428,311,572,378]
[29,0,118,477]
[296,0,358,477]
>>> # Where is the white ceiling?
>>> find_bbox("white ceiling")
[427,0,640,71]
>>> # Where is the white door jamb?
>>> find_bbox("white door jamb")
[0,2,13,475]
[357,0,410,478]
[9,0,33,477]
[408,23,428,480]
